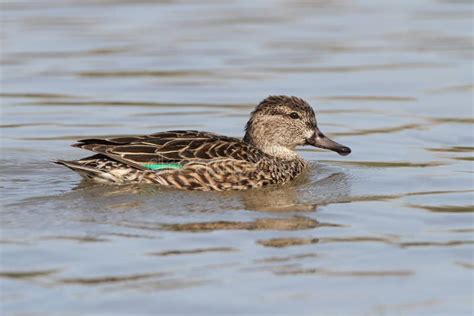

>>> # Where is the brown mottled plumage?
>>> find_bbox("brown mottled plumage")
[56,96,351,191]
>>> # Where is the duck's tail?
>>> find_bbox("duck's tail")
[55,155,132,184]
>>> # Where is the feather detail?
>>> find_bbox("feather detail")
[60,130,307,190]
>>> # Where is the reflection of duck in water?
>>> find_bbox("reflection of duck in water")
[240,169,350,212]
[57,96,351,191]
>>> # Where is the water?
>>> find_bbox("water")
[1,0,473,315]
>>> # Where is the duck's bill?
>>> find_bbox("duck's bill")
[306,131,351,156]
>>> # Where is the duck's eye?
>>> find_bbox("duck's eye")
[289,112,300,119]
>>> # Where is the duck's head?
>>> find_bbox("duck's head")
[244,95,351,159]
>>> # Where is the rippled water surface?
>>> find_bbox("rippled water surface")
[1,0,473,315]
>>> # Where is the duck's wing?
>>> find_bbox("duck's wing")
[72,130,265,170]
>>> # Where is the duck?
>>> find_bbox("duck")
[56,95,351,191]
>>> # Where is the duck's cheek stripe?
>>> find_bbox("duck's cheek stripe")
[142,163,182,170]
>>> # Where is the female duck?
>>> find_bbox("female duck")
[57,95,351,191]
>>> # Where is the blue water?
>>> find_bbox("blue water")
[1,0,473,315]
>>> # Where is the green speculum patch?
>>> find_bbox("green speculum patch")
[142,163,182,170]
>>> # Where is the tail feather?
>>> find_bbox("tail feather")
[55,159,105,178]
[55,159,124,183]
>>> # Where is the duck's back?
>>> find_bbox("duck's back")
[73,130,265,167]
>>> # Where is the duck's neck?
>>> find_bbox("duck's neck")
[262,145,301,160]
[244,135,300,160]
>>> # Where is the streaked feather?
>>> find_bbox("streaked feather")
[57,130,307,191]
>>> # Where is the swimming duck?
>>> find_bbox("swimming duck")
[56,95,351,191]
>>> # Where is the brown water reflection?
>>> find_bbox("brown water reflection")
[408,204,474,213]
[149,247,237,256]
[427,146,474,153]
[273,268,414,277]
[0,270,60,280]
[257,237,320,248]
[161,217,322,232]
[60,272,165,285]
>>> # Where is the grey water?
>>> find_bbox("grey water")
[1,0,473,315]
